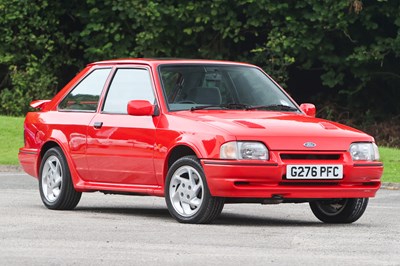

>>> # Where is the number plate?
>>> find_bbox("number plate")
[286,165,343,179]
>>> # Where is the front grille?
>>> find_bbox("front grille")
[280,154,341,160]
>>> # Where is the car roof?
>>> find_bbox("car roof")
[89,58,254,67]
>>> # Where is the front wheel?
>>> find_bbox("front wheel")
[39,147,82,210]
[165,156,224,224]
[309,198,369,223]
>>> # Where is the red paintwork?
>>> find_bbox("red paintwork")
[127,100,155,116]
[18,59,383,200]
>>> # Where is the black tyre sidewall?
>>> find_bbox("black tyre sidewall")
[310,198,369,223]
[165,156,216,223]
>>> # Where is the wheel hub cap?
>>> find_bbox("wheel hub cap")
[41,155,62,202]
[169,166,204,217]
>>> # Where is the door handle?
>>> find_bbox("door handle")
[93,122,103,129]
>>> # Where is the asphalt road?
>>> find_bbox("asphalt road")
[0,172,399,266]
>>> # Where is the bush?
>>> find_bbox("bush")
[317,102,400,147]
[0,63,57,116]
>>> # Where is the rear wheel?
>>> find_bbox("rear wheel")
[39,147,81,210]
[309,198,369,223]
[165,155,224,224]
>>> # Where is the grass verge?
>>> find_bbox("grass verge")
[0,116,398,182]
[379,147,400,183]
[0,116,24,165]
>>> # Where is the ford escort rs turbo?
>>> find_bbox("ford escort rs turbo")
[19,59,383,224]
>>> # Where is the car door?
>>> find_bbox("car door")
[86,67,158,185]
[56,67,112,180]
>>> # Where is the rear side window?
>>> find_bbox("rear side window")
[102,68,155,114]
[59,68,111,111]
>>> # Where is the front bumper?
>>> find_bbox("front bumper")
[201,154,383,199]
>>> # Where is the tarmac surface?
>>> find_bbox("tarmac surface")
[0,171,399,265]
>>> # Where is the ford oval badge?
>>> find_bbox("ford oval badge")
[303,142,316,148]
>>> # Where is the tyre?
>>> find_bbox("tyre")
[39,147,82,210]
[165,155,224,224]
[309,198,369,223]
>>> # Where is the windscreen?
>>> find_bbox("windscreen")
[159,65,298,112]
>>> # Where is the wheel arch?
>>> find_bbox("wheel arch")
[163,145,197,184]
[37,140,62,177]
[40,141,60,159]
[36,138,81,189]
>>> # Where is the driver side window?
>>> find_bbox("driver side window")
[102,68,155,114]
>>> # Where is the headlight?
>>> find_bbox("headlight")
[349,142,380,161]
[220,141,268,160]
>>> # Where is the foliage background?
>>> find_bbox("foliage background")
[0,0,399,146]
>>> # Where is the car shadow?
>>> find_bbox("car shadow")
[215,212,322,227]
[73,205,331,227]
[75,206,171,220]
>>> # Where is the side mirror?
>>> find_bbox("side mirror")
[127,100,154,116]
[299,103,316,117]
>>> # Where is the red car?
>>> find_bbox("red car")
[19,59,383,224]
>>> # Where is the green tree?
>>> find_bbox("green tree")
[0,0,80,115]
[0,0,399,121]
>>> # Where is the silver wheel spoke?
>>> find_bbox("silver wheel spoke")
[53,188,61,198]
[190,198,201,207]
[171,188,180,203]
[47,186,54,198]
[55,161,61,174]
[187,185,199,199]
[46,168,52,178]
[181,202,192,215]
[51,180,61,190]
[53,175,62,189]
[48,160,56,172]
[173,174,186,184]
[192,184,201,195]
[188,169,196,187]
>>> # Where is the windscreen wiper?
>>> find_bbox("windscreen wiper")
[190,105,225,111]
[245,104,298,112]
[224,103,250,109]
[190,103,250,111]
